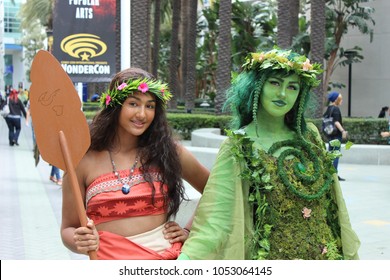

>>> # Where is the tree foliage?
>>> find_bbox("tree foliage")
[17,0,375,117]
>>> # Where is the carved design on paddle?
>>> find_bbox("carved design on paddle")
[38,89,60,106]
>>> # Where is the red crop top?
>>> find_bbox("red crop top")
[86,168,168,225]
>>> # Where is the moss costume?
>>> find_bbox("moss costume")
[179,123,360,260]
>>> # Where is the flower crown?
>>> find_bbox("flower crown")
[100,78,172,108]
[242,49,323,87]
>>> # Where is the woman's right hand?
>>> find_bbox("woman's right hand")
[342,130,348,140]
[73,219,99,255]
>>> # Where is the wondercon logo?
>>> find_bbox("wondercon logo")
[60,33,107,61]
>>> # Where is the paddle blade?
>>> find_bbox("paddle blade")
[29,50,91,171]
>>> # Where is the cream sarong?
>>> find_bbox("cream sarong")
[126,224,172,253]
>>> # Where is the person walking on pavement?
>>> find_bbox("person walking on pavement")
[3,89,27,146]
[49,165,62,186]
[323,91,348,181]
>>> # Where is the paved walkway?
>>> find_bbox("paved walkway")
[0,118,389,260]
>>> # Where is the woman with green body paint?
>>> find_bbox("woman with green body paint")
[178,49,360,260]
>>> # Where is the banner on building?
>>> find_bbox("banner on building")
[53,0,116,83]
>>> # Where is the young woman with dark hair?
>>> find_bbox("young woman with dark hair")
[61,68,209,260]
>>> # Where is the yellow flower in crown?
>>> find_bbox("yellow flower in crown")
[100,78,172,108]
[242,48,323,87]
[252,52,265,63]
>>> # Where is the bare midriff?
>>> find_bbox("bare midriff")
[95,213,167,237]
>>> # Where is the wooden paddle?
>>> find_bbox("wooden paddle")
[29,50,97,260]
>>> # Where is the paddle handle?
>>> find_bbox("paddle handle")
[59,131,98,260]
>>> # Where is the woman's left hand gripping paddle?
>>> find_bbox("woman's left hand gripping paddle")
[29,50,97,260]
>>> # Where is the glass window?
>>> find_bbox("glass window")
[4,0,21,34]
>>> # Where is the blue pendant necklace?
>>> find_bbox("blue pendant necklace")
[109,151,139,194]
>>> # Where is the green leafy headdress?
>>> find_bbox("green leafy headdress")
[225,48,323,131]
[242,48,322,87]
[99,78,172,108]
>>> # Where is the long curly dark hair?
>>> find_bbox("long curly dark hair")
[89,68,186,219]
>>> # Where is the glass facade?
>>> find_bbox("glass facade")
[3,0,23,89]
[4,0,21,35]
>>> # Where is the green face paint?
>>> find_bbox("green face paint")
[260,73,300,118]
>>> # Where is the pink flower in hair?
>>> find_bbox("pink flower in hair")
[105,95,111,106]
[117,82,127,90]
[138,83,149,93]
[302,207,312,219]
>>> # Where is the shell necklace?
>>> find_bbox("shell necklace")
[109,151,139,195]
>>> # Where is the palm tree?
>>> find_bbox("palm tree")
[180,0,189,108]
[19,0,53,31]
[182,0,198,113]
[19,21,46,81]
[169,0,181,109]
[277,0,300,49]
[18,0,54,82]
[130,0,151,70]
[277,0,292,48]
[151,0,161,77]
[115,0,121,73]
[215,0,232,115]
[323,0,375,94]
[231,0,276,70]
[290,0,300,40]
[310,0,326,118]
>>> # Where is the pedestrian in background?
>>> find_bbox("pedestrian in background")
[3,89,27,146]
[378,106,390,143]
[19,88,28,106]
[5,85,11,97]
[378,106,389,118]
[323,91,348,181]
[49,165,62,186]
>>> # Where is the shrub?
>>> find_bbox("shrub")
[83,107,389,145]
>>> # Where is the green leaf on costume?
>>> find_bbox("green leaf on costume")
[329,150,342,160]
[345,141,354,150]
[256,249,268,260]
[259,239,270,251]
[261,173,271,183]
[263,224,273,236]
[329,139,341,148]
